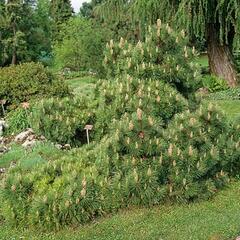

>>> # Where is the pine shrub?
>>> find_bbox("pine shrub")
[94,76,188,140]
[1,20,239,230]
[30,97,95,145]
[103,20,201,97]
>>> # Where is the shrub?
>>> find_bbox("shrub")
[93,76,188,140]
[5,106,32,135]
[1,21,239,230]
[202,75,229,93]
[162,104,240,201]
[30,97,95,145]
[0,62,69,108]
[103,20,201,97]
[205,87,240,100]
[1,102,239,229]
[54,17,110,75]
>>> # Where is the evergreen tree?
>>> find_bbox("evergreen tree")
[50,0,73,41]
[0,0,27,65]
[80,0,103,18]
[96,0,240,87]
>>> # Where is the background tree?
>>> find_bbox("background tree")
[80,0,103,18]
[50,0,73,41]
[0,0,27,65]
[31,0,52,64]
[96,0,240,86]
[53,17,110,74]
[0,0,53,66]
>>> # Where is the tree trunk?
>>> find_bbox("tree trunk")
[11,22,17,65]
[207,25,238,87]
[11,48,17,65]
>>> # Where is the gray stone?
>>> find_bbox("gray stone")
[15,128,34,142]
[0,119,8,136]
[22,139,37,148]
[0,145,8,153]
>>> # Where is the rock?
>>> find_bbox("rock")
[55,144,63,150]
[39,135,46,141]
[62,144,71,150]
[0,119,8,136]
[26,134,36,141]
[15,128,34,143]
[22,139,37,148]
[0,168,6,174]
[197,87,209,96]
[0,145,8,154]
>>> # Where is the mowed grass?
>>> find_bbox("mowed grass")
[0,181,240,240]
[203,99,240,122]
[213,100,240,121]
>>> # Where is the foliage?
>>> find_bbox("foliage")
[0,0,52,66]
[54,17,110,75]
[5,106,31,135]
[97,0,240,46]
[30,97,95,145]
[0,142,61,169]
[103,21,201,97]
[205,88,240,101]
[202,75,229,93]
[1,102,239,229]
[0,62,69,108]
[50,0,73,41]
[93,76,188,140]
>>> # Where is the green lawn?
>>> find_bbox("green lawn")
[1,181,240,240]
[215,100,240,121]
[209,100,240,122]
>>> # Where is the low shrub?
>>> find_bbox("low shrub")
[0,142,63,169]
[162,105,240,201]
[1,102,239,229]
[30,97,95,145]
[202,75,229,93]
[0,62,69,109]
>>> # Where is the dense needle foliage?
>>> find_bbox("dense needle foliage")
[1,21,239,230]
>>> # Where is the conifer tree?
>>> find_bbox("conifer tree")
[96,0,240,87]
[50,0,73,41]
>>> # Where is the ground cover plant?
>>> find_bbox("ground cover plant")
[0,21,239,232]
